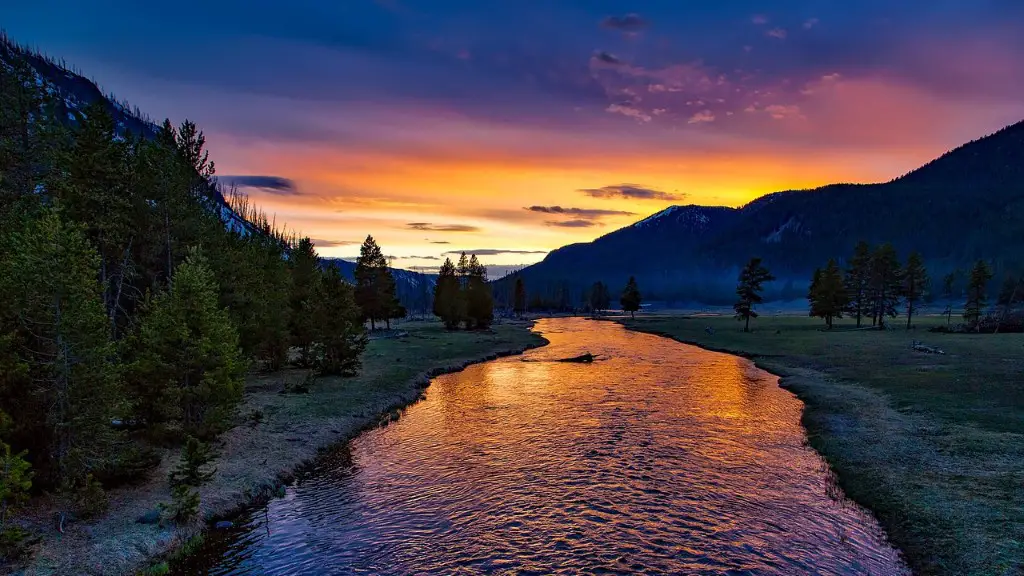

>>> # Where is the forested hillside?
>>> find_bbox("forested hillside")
[0,34,368,546]
[501,120,1024,306]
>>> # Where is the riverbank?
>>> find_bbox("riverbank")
[613,314,1023,575]
[15,320,547,576]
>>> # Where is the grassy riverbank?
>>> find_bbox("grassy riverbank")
[17,320,546,576]
[615,313,1023,575]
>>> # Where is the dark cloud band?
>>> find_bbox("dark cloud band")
[580,184,686,201]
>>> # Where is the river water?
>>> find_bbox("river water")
[176,318,907,575]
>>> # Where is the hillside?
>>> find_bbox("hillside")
[502,120,1024,305]
[0,34,433,308]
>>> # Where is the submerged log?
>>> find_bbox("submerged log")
[558,352,596,363]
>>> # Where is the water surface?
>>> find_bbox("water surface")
[178,318,907,575]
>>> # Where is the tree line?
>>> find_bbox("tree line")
[805,241,997,330]
[0,53,373,544]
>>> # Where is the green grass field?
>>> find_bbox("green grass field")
[616,313,1023,575]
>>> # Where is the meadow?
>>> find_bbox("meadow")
[616,313,1023,576]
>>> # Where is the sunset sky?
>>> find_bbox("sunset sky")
[7,1,1024,274]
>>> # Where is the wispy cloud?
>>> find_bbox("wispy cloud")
[580,184,686,201]
[803,17,819,29]
[766,27,787,39]
[687,110,715,124]
[545,219,598,228]
[751,15,768,25]
[310,238,360,247]
[443,249,549,256]
[525,206,635,219]
[396,255,441,260]
[406,222,480,232]
[219,175,298,195]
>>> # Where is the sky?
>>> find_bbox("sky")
[7,1,1024,274]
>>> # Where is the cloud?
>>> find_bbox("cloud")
[408,265,440,273]
[766,28,787,39]
[751,15,768,25]
[687,110,715,124]
[310,238,360,247]
[442,249,548,256]
[428,240,451,244]
[580,184,686,201]
[545,219,598,228]
[524,206,635,219]
[764,104,804,119]
[219,175,297,195]
[406,222,480,232]
[593,51,622,65]
[396,255,440,260]
[803,18,819,29]
[601,13,648,32]
[606,103,651,122]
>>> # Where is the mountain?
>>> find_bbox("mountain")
[501,120,1024,306]
[1,35,434,309]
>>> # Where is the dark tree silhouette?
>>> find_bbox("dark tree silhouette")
[808,259,847,329]
[620,276,642,319]
[734,258,775,332]
[902,251,928,330]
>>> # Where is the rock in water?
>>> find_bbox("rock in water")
[558,352,595,363]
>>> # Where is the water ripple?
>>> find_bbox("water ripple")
[177,318,908,575]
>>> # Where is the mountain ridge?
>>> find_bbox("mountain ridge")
[501,119,1024,306]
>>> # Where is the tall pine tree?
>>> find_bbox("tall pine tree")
[433,258,462,329]
[620,276,642,319]
[808,259,847,329]
[844,241,873,327]
[902,251,929,330]
[868,243,902,330]
[465,255,493,329]
[964,260,993,329]
[734,258,775,332]
[513,276,527,318]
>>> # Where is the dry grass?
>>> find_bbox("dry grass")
[616,313,1024,575]
[16,320,546,576]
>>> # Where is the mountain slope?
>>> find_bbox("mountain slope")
[503,120,1024,305]
[1,35,434,308]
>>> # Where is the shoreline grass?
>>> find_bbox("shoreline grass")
[15,320,547,576]
[614,313,1023,575]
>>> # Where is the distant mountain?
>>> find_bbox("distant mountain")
[323,259,436,314]
[500,120,1024,306]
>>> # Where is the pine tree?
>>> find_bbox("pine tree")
[129,248,246,438]
[620,276,642,319]
[868,243,902,330]
[289,237,320,365]
[808,259,847,328]
[734,258,775,332]
[844,241,873,327]
[964,260,993,329]
[0,411,32,536]
[433,258,462,329]
[354,235,395,331]
[513,277,527,318]
[312,267,368,375]
[465,255,494,329]
[902,251,929,330]
[942,271,958,326]
[163,435,214,524]
[0,212,123,500]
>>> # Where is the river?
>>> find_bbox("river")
[175,318,908,575]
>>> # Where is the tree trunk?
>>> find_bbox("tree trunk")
[386,318,391,330]
[906,299,913,330]
[630,310,634,319]
[744,314,750,333]
[370,318,375,331]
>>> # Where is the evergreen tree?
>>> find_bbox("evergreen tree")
[942,270,958,326]
[163,435,214,524]
[513,277,527,318]
[312,267,368,376]
[289,237,320,365]
[0,212,123,501]
[128,248,246,438]
[354,235,397,331]
[902,251,929,329]
[868,243,902,329]
[465,255,494,329]
[964,260,993,328]
[433,258,462,329]
[808,259,847,328]
[0,411,32,536]
[734,258,775,332]
[620,276,642,319]
[589,281,611,314]
[844,241,873,327]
